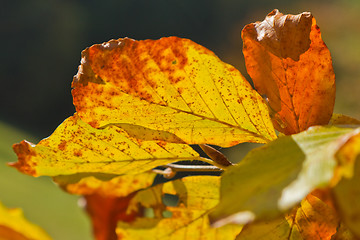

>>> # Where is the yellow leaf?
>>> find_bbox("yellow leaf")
[116,176,242,239]
[242,10,335,135]
[333,132,360,238]
[72,37,276,147]
[11,115,203,177]
[54,172,156,197]
[0,201,52,240]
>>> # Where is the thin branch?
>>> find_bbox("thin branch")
[153,163,223,178]
[165,163,223,172]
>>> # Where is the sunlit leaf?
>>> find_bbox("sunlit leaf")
[11,115,203,177]
[333,132,360,238]
[209,126,358,227]
[242,9,335,134]
[116,176,242,239]
[0,201,52,240]
[236,194,339,240]
[54,172,156,197]
[72,37,276,147]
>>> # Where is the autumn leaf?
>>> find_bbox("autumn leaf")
[333,132,360,238]
[236,194,339,240]
[209,126,359,227]
[11,115,205,177]
[242,9,335,134]
[116,176,242,239]
[0,201,52,240]
[54,172,156,197]
[54,171,157,240]
[85,193,140,240]
[72,37,276,147]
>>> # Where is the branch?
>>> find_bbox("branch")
[153,163,223,179]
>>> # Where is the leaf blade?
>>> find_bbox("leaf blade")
[242,9,335,134]
[72,37,276,147]
[11,115,201,177]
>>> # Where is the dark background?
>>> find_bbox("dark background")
[2,0,359,138]
[1,1,360,239]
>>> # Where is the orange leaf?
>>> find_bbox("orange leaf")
[54,172,157,240]
[72,37,276,147]
[85,193,139,240]
[242,9,335,135]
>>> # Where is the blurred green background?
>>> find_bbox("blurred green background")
[1,0,359,239]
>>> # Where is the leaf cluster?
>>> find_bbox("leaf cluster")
[4,9,360,240]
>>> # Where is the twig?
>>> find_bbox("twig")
[153,163,223,179]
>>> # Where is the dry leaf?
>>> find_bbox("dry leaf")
[242,9,335,134]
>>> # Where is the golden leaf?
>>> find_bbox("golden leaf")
[72,37,276,147]
[11,115,203,177]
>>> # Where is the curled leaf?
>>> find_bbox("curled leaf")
[242,9,335,134]
[72,37,276,147]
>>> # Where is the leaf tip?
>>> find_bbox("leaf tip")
[10,140,38,176]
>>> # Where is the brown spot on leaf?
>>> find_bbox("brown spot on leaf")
[74,150,83,157]
[58,140,67,151]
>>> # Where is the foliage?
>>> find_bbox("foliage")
[0,201,51,240]
[8,9,360,240]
